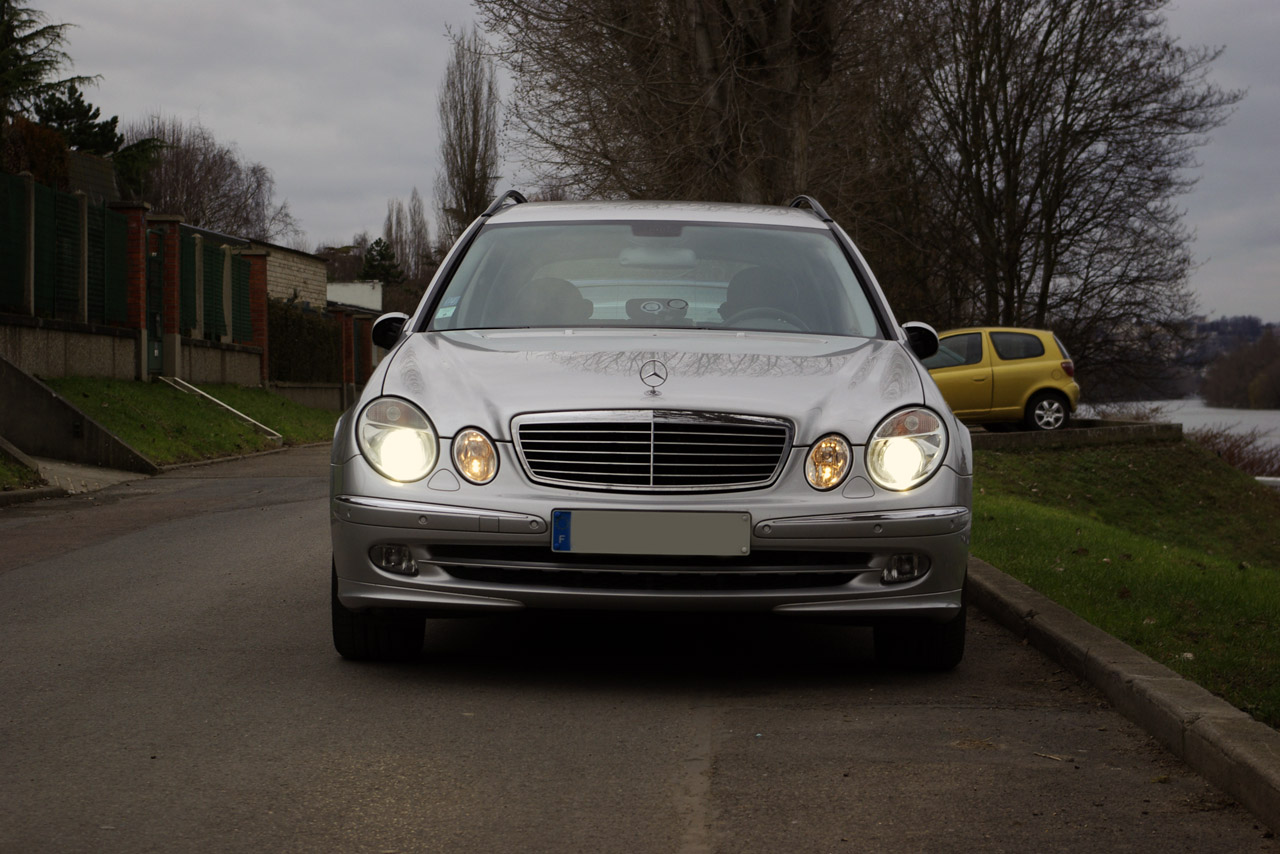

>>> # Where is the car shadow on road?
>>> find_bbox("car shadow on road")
[346,610,970,695]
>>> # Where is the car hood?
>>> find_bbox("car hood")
[376,329,926,444]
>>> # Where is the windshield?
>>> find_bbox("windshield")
[425,221,883,338]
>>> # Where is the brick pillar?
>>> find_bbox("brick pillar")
[336,309,355,409]
[108,201,151,379]
[192,234,204,338]
[240,251,270,386]
[356,315,372,387]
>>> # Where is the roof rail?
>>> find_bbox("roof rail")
[788,195,833,223]
[482,190,529,218]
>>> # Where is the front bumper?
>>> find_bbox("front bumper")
[331,490,971,623]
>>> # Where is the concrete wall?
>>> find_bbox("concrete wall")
[262,247,327,308]
[0,352,158,473]
[970,419,1184,450]
[0,314,267,387]
[269,381,344,411]
[181,339,263,387]
[328,281,383,312]
[0,314,139,380]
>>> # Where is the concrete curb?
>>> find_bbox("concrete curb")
[967,556,1280,832]
[155,441,330,473]
[0,484,66,507]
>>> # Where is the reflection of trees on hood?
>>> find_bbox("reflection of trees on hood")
[531,341,879,382]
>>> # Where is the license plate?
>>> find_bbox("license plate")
[551,510,751,556]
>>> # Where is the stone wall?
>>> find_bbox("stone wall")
[0,314,139,380]
[269,381,345,411]
[259,245,327,308]
[180,338,263,386]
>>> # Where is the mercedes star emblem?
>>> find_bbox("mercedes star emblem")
[639,359,668,393]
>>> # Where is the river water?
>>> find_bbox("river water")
[1087,399,1280,449]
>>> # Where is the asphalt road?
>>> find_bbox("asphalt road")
[0,446,1274,853]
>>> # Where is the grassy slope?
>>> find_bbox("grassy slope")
[42,377,338,466]
[973,441,1280,728]
[194,383,339,445]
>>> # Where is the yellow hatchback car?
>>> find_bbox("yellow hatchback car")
[921,327,1080,431]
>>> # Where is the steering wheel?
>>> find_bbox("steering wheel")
[722,306,810,332]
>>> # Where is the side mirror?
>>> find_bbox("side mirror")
[902,321,939,360]
[371,312,409,350]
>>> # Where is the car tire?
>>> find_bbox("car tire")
[1024,391,1070,431]
[331,563,425,661]
[874,603,966,671]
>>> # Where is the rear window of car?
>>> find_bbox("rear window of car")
[922,332,983,369]
[1053,334,1072,361]
[425,221,883,338]
[990,332,1045,361]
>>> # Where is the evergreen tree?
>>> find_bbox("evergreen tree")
[361,238,405,285]
[33,83,121,155]
[0,2,97,144]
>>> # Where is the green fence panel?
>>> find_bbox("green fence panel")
[53,193,80,319]
[86,203,105,323]
[103,209,127,324]
[180,228,197,333]
[0,174,26,312]
[231,255,252,343]
[202,243,225,339]
[32,183,56,317]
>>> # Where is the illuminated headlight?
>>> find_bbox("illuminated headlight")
[866,408,947,491]
[805,434,851,490]
[356,397,438,482]
[453,428,498,484]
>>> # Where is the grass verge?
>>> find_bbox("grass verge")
[43,377,338,466]
[0,455,45,492]
[974,440,1280,728]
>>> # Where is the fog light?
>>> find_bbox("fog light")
[805,434,851,490]
[882,553,927,584]
[453,428,499,484]
[370,544,416,576]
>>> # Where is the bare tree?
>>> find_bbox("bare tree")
[406,187,431,276]
[476,0,1238,391]
[384,196,408,270]
[383,187,432,279]
[122,113,301,243]
[894,0,1239,383]
[474,0,861,204]
[433,26,501,247]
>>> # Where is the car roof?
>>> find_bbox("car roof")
[939,326,1054,337]
[486,199,831,229]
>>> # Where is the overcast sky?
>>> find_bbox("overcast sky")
[41,0,1280,322]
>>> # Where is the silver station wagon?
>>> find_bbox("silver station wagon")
[330,194,973,667]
